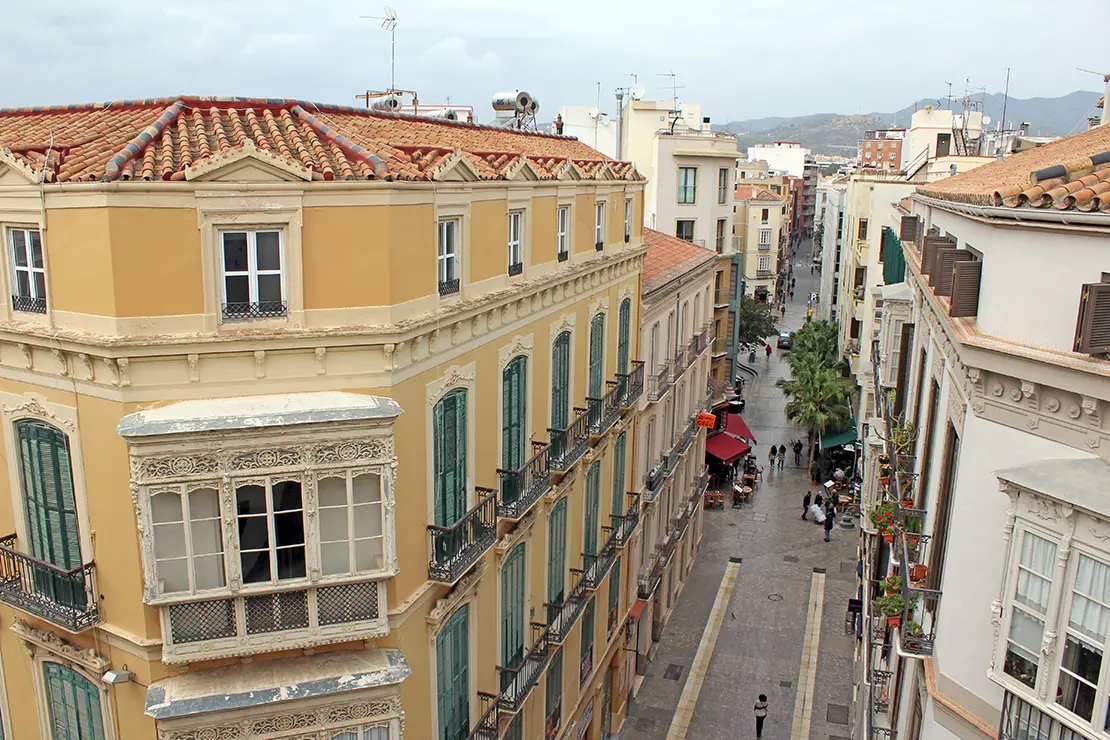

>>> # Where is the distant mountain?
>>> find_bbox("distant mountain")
[718,90,1101,156]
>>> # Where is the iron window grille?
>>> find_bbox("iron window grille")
[220,230,285,321]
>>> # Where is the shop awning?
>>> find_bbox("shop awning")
[820,419,858,450]
[706,432,752,464]
[724,414,757,444]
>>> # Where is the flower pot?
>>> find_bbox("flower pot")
[906,534,920,547]
[886,615,902,628]
[880,476,890,487]
[911,563,928,582]
[901,496,914,508]
[882,531,894,544]
[885,588,897,596]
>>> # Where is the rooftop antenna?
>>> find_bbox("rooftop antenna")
[944,81,953,109]
[656,71,685,131]
[1001,67,1011,131]
[360,6,399,93]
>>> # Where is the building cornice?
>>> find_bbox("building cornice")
[913,193,1110,234]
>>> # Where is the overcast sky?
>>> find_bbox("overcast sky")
[3,0,1107,123]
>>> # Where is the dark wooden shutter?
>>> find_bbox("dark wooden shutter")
[589,314,605,398]
[434,391,467,526]
[934,250,973,296]
[893,324,915,417]
[503,358,526,472]
[617,299,631,376]
[1073,283,1110,354]
[920,235,953,277]
[926,424,960,597]
[899,215,919,242]
[949,261,982,317]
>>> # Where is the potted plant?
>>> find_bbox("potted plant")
[881,575,902,595]
[910,563,928,584]
[904,516,923,547]
[810,461,821,484]
[905,621,923,637]
[875,593,904,628]
[870,501,896,533]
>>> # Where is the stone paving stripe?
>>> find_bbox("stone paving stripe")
[729,556,743,563]
[826,704,849,724]
[663,561,742,740]
[813,567,826,573]
[789,571,827,740]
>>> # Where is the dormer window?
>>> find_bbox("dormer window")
[9,228,46,314]
[221,230,287,320]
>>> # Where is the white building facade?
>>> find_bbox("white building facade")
[857,123,1110,740]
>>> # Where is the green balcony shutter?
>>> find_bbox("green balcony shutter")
[584,461,601,556]
[611,433,626,516]
[436,606,470,740]
[546,648,564,728]
[580,598,595,685]
[501,544,526,671]
[502,357,527,473]
[551,333,570,430]
[434,391,467,527]
[44,661,104,740]
[618,299,631,376]
[17,421,80,569]
[548,499,567,605]
[608,555,622,634]
[589,314,605,398]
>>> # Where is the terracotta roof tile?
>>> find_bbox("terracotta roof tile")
[0,96,642,184]
[641,228,718,295]
[917,124,1110,212]
[734,185,784,202]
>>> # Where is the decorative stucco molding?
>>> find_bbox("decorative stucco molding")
[588,294,609,320]
[426,559,486,629]
[496,509,537,557]
[1,394,77,432]
[426,362,476,408]
[550,312,576,342]
[498,334,534,371]
[619,284,635,308]
[159,694,403,740]
[13,619,109,673]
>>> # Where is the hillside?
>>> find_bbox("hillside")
[718,90,1101,155]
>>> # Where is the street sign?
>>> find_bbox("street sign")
[696,413,716,429]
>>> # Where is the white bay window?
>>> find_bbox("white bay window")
[119,392,401,663]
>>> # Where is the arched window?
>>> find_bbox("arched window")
[436,606,470,740]
[501,357,527,504]
[588,314,605,399]
[551,333,570,431]
[43,661,104,740]
[501,544,526,673]
[433,390,467,528]
[16,421,83,608]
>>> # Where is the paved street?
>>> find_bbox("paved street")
[623,243,860,740]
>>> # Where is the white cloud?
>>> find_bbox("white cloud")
[422,36,500,71]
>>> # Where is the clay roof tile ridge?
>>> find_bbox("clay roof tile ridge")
[102,99,185,181]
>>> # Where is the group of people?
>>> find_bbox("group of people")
[802,488,838,541]
[765,441,804,471]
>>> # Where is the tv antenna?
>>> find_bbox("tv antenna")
[943,81,953,109]
[361,7,399,92]
[656,71,685,130]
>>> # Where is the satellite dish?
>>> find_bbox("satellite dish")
[982,115,992,125]
[630,83,646,101]
[588,107,601,119]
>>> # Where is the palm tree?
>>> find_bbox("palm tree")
[781,367,853,466]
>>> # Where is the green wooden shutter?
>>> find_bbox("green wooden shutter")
[502,357,527,472]
[434,391,468,527]
[550,497,568,607]
[551,333,570,430]
[608,555,622,634]
[611,434,626,516]
[584,461,601,556]
[580,598,595,685]
[501,544,526,671]
[589,314,605,398]
[618,299,631,376]
[548,499,567,605]
[44,661,104,740]
[546,648,564,726]
[436,606,469,740]
[17,422,80,569]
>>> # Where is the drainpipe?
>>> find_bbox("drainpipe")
[615,90,625,160]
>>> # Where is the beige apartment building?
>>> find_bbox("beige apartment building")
[733,186,787,303]
[0,96,649,740]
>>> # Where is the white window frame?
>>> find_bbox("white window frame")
[8,227,46,312]
[759,228,772,247]
[678,167,697,204]
[220,229,286,317]
[318,470,388,578]
[150,485,226,596]
[624,198,633,241]
[757,254,771,273]
[557,206,570,257]
[718,168,729,204]
[1054,551,1110,727]
[508,211,523,270]
[595,202,605,247]
[235,476,308,587]
[438,218,460,286]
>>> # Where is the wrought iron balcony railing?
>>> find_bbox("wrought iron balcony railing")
[871,669,892,713]
[427,488,498,584]
[0,534,99,631]
[508,261,523,276]
[691,465,710,501]
[616,361,645,408]
[648,360,673,402]
[439,278,461,296]
[221,300,288,321]
[643,462,665,502]
[611,492,641,546]
[546,568,588,644]
[469,692,501,740]
[586,381,622,437]
[581,527,619,590]
[497,442,552,520]
[637,553,662,600]
[11,295,47,314]
[498,623,550,713]
[548,407,590,472]
[900,587,940,657]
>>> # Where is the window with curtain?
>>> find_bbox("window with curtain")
[501,544,526,678]
[1057,554,1110,722]
[502,357,527,503]
[433,390,468,528]
[44,662,104,740]
[436,606,469,740]
[611,434,626,516]
[548,499,567,606]
[1004,531,1056,688]
[677,167,697,204]
[584,461,601,557]
[551,333,570,431]
[546,648,564,736]
[589,314,605,400]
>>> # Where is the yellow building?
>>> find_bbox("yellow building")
[732,186,787,303]
[0,96,648,740]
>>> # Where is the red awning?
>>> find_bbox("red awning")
[706,432,752,464]
[628,599,648,621]
[724,414,757,444]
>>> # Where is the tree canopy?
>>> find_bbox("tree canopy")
[736,295,779,347]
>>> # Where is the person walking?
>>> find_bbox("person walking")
[754,694,769,739]
[768,446,776,472]
[824,505,836,542]
[777,445,786,470]
[765,344,772,363]
[802,490,812,520]
[814,491,824,509]
[780,304,786,318]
